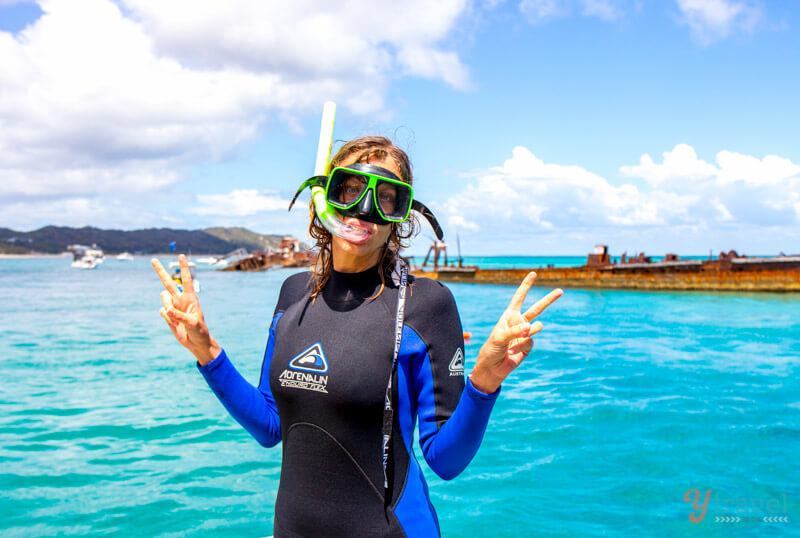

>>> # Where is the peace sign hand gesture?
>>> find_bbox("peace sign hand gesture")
[469,272,563,394]
[152,254,221,366]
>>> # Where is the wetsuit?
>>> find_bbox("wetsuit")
[197,263,500,537]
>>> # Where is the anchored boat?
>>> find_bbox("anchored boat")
[68,244,105,269]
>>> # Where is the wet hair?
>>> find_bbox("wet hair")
[308,135,420,301]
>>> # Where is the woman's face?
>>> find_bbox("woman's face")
[330,155,400,257]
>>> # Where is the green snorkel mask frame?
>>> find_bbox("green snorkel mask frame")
[288,101,444,242]
[288,163,444,241]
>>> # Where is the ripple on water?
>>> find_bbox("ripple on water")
[1,259,798,536]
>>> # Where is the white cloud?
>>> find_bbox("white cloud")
[676,0,761,44]
[715,151,800,186]
[619,143,717,186]
[620,144,800,226]
[439,144,800,252]
[519,0,624,22]
[193,190,289,217]
[448,214,479,231]
[0,162,180,198]
[0,0,471,215]
[121,0,470,99]
[397,46,472,91]
[581,0,622,21]
[519,0,564,22]
[443,146,677,231]
[515,0,764,39]
[0,195,171,230]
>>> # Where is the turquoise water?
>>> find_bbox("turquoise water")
[1,257,798,536]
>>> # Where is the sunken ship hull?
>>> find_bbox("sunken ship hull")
[413,246,800,292]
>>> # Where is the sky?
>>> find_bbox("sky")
[0,0,798,256]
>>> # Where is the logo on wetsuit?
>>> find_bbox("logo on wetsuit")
[279,342,329,393]
[449,348,464,376]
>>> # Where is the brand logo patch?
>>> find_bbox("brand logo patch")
[288,343,328,373]
[449,348,464,376]
[280,342,329,393]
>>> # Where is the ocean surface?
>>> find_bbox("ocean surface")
[1,256,798,537]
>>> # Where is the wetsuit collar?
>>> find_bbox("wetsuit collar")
[325,262,383,303]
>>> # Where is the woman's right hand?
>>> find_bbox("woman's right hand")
[152,254,221,366]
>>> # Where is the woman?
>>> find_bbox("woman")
[152,136,562,537]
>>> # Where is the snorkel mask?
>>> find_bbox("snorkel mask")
[288,102,444,242]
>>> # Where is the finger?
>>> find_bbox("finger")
[529,320,544,337]
[176,322,188,342]
[523,289,563,322]
[508,327,533,353]
[160,307,180,336]
[152,258,180,297]
[496,320,530,345]
[511,337,533,356]
[509,338,533,366]
[178,254,195,297]
[510,321,544,351]
[507,271,537,311]
[167,306,199,326]
[160,290,173,311]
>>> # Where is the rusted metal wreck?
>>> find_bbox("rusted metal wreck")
[222,236,317,272]
[413,244,800,292]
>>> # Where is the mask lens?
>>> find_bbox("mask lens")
[329,172,367,207]
[377,180,411,220]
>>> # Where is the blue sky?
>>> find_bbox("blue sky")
[1,1,798,255]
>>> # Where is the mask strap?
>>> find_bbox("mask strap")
[412,200,444,241]
[288,176,327,211]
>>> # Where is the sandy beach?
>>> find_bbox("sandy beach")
[0,253,71,259]
[0,252,190,259]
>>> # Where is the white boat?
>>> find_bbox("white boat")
[68,244,105,269]
[169,260,201,294]
[71,256,100,269]
[116,252,134,261]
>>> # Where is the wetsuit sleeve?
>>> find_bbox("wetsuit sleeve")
[194,272,307,447]
[195,312,282,448]
[409,280,501,480]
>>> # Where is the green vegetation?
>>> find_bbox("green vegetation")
[0,226,300,255]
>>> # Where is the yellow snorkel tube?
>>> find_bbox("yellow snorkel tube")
[290,101,371,242]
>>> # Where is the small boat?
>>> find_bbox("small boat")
[72,256,100,270]
[169,260,201,294]
[116,252,134,261]
[68,244,105,269]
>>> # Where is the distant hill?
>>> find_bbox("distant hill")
[204,227,287,252]
[0,225,305,255]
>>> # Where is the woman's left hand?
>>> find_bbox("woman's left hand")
[469,272,563,393]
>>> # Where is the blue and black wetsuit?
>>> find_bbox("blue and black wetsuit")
[197,263,500,537]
